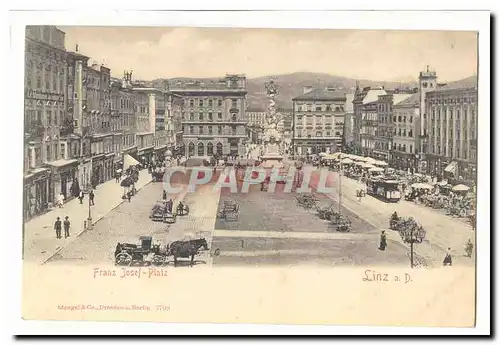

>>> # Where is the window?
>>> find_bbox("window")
[393,116,396,123]
[189,99,194,107]
[45,72,50,90]
[60,144,65,159]
[218,99,222,107]
[208,126,213,134]
[199,112,203,121]
[217,125,222,134]
[208,112,213,121]
[410,145,413,153]
[36,73,41,89]
[189,126,194,134]
[199,125,203,134]
[409,116,413,123]
[199,99,203,107]
[398,116,401,122]
[209,99,213,107]
[326,131,331,136]
[189,111,194,121]
[232,126,237,135]
[316,131,322,137]
[46,145,51,162]
[232,99,237,108]
[335,131,341,136]
[398,128,401,136]
[232,114,237,122]
[316,106,322,111]
[217,112,222,120]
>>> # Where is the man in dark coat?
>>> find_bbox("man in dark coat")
[63,216,71,238]
[54,217,62,239]
[89,190,95,205]
[162,190,167,200]
[379,231,387,251]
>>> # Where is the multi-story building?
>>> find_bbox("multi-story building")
[292,86,347,155]
[247,108,266,127]
[132,85,156,164]
[343,93,355,147]
[110,73,137,168]
[373,94,394,162]
[24,25,70,217]
[170,75,248,158]
[279,108,293,152]
[352,86,387,156]
[390,93,421,171]
[425,76,478,180]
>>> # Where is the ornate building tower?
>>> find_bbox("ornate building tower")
[418,65,438,171]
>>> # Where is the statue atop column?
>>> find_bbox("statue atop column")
[263,79,283,154]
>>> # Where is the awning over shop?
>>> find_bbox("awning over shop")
[47,159,79,168]
[123,154,141,170]
[444,161,458,175]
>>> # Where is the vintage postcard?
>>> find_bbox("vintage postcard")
[13,10,490,334]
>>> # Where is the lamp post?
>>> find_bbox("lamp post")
[338,152,343,214]
[399,220,426,268]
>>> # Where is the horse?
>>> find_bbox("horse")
[168,238,209,267]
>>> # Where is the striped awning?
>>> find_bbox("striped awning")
[444,161,458,175]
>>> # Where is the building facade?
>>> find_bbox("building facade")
[373,94,394,162]
[352,86,387,156]
[24,25,70,218]
[424,77,478,180]
[292,86,346,155]
[170,75,248,158]
[110,73,137,169]
[391,93,421,172]
[343,93,355,147]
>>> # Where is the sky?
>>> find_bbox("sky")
[59,27,478,82]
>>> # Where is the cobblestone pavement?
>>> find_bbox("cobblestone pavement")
[304,165,475,267]
[45,182,219,267]
[215,183,376,234]
[211,237,411,267]
[23,169,152,264]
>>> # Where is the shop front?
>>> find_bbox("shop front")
[104,153,115,182]
[91,154,106,188]
[48,159,79,201]
[154,144,168,163]
[138,146,155,166]
[23,168,51,220]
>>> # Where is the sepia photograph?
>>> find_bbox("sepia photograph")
[10,9,490,333]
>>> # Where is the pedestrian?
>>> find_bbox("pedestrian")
[78,190,84,204]
[443,247,453,266]
[127,191,132,202]
[63,216,71,238]
[58,193,65,208]
[162,190,167,201]
[379,231,387,251]
[89,190,95,206]
[115,171,121,183]
[54,216,62,239]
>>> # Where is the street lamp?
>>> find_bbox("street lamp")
[399,220,426,268]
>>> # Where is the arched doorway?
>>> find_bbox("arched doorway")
[197,142,205,156]
[216,142,223,155]
[188,142,195,157]
[207,142,214,156]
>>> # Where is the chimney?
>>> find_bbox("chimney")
[303,85,313,94]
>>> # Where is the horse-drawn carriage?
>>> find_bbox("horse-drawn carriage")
[296,194,319,209]
[114,236,209,267]
[115,236,156,266]
[388,216,426,241]
[150,200,177,223]
[217,200,240,221]
[176,202,190,216]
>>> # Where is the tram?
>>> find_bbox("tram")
[366,177,401,203]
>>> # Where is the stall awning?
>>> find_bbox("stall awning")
[444,161,458,175]
[123,154,141,170]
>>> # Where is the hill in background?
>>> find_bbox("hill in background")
[152,72,480,110]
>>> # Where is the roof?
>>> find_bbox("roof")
[394,93,418,106]
[362,90,387,104]
[345,94,354,113]
[293,88,346,101]
[436,76,477,91]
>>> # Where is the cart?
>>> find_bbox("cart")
[217,200,240,221]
